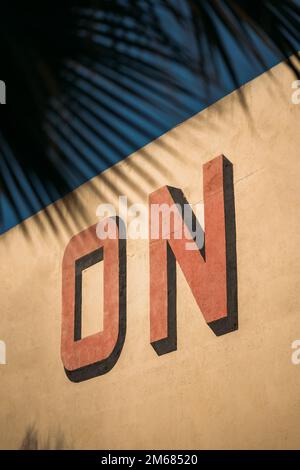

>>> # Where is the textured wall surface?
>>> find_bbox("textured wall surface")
[0,59,300,449]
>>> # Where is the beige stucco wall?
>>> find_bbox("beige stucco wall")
[0,58,300,449]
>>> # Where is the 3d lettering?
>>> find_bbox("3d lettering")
[61,155,237,382]
[61,217,126,382]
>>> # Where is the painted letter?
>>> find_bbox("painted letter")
[149,155,237,355]
[61,217,126,382]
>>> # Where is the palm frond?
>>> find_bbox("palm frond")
[0,0,299,234]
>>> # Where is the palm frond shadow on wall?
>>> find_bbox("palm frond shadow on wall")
[19,424,71,450]
[0,0,299,236]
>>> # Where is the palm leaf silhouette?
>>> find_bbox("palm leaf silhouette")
[0,0,299,234]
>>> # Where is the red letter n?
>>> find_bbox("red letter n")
[149,155,237,356]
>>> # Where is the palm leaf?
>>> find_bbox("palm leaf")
[0,0,299,234]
